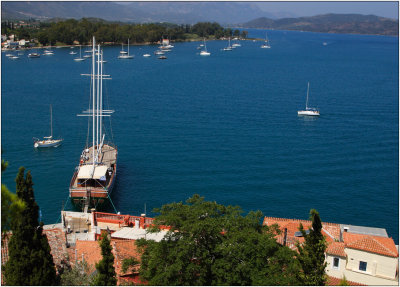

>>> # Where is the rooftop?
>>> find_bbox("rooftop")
[340,224,388,238]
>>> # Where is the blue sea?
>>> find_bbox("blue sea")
[2,29,398,242]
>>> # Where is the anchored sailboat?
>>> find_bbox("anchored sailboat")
[298,82,320,116]
[200,38,211,56]
[118,39,134,59]
[261,33,271,49]
[33,105,63,148]
[69,37,118,210]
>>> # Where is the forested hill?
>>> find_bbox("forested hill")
[240,14,398,36]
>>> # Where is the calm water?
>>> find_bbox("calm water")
[2,29,398,242]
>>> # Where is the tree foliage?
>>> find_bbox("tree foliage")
[3,167,58,285]
[1,160,25,232]
[296,209,328,285]
[2,19,247,45]
[93,232,117,286]
[60,261,94,286]
[137,194,301,285]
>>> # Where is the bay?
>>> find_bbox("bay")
[2,29,398,242]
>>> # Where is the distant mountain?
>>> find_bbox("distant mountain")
[1,1,266,24]
[241,14,399,36]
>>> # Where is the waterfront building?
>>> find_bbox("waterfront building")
[263,217,399,285]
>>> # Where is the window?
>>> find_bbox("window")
[333,257,340,269]
[359,261,367,272]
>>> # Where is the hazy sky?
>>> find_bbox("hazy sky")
[255,1,399,19]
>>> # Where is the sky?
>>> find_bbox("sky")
[254,1,399,19]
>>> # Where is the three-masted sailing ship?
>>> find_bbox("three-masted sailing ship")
[69,36,117,210]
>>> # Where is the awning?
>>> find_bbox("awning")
[77,165,108,180]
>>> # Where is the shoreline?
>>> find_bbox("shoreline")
[2,37,262,51]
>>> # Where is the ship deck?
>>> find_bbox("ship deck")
[82,144,117,167]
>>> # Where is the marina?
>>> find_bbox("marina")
[2,28,398,242]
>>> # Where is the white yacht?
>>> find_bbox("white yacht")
[118,39,134,59]
[33,105,63,148]
[298,82,320,116]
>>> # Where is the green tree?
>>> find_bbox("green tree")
[3,167,58,285]
[137,194,301,285]
[93,232,117,286]
[241,30,248,39]
[296,209,327,285]
[60,261,94,286]
[1,160,25,232]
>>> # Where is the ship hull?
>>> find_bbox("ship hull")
[69,143,117,210]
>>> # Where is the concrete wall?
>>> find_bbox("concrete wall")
[326,249,398,285]
[326,254,346,279]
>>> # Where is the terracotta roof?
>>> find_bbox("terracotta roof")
[2,228,69,274]
[326,241,346,257]
[112,240,141,276]
[75,240,102,271]
[263,216,341,251]
[75,238,145,284]
[327,276,366,286]
[43,228,69,270]
[343,232,398,258]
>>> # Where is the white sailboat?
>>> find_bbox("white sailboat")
[33,105,63,148]
[43,43,54,55]
[261,33,271,49]
[200,38,211,56]
[28,49,40,58]
[74,46,85,61]
[70,36,117,209]
[223,37,233,51]
[69,47,77,55]
[298,82,320,116]
[118,39,134,59]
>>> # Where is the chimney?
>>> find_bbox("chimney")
[283,228,288,246]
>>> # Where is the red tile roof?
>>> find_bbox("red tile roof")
[263,216,341,251]
[343,232,398,258]
[75,240,102,271]
[327,276,366,286]
[112,240,141,276]
[43,228,69,270]
[264,216,398,258]
[326,241,346,257]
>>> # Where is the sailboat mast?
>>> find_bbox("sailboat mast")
[128,39,130,56]
[96,44,101,158]
[50,104,52,138]
[92,37,96,167]
[306,82,310,110]
[100,49,103,147]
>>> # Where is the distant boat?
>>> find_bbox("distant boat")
[118,39,134,59]
[223,37,233,51]
[119,42,128,54]
[10,55,19,59]
[232,38,241,48]
[298,82,320,116]
[154,50,164,55]
[261,33,271,49]
[74,46,85,61]
[28,52,40,58]
[200,38,210,56]
[69,50,77,55]
[28,48,40,58]
[143,53,151,57]
[34,105,63,148]
[158,55,167,60]
[43,43,54,55]
[159,38,174,49]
